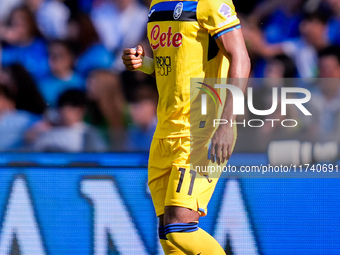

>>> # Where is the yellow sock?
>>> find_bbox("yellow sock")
[159,226,185,255]
[160,239,186,255]
[165,223,226,255]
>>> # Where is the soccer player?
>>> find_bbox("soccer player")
[122,0,250,254]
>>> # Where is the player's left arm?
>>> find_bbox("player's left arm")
[210,27,251,164]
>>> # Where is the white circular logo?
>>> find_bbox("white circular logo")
[174,2,183,20]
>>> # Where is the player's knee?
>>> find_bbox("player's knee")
[159,215,164,227]
[163,206,199,225]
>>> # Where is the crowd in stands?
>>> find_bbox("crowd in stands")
[0,0,339,152]
[238,0,340,150]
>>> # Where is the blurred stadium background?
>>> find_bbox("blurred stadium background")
[0,0,340,254]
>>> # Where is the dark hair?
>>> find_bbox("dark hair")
[0,83,17,102]
[68,13,100,53]
[57,89,87,108]
[302,11,329,24]
[49,39,74,55]
[273,54,298,78]
[7,5,41,38]
[318,45,340,64]
[4,64,46,114]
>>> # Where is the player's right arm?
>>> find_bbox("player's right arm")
[122,45,155,75]
[211,27,250,164]
[197,0,250,164]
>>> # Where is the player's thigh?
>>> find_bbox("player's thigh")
[163,137,205,215]
[164,162,219,217]
[163,136,234,217]
[148,138,172,217]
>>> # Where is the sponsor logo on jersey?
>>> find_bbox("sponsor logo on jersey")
[156,56,172,76]
[174,2,183,20]
[150,25,183,50]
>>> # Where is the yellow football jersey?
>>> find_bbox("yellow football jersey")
[147,0,240,138]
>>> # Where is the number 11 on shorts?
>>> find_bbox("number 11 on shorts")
[176,168,196,196]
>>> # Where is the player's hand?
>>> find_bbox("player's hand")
[122,45,144,71]
[210,125,235,165]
